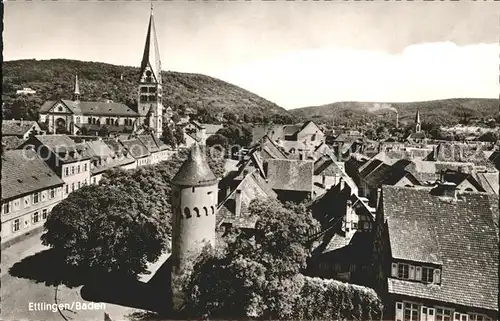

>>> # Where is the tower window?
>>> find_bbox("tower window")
[211,206,215,215]
[192,187,195,193]
[184,207,191,219]
[194,207,200,217]
[203,207,208,216]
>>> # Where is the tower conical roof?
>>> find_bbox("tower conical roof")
[171,144,218,187]
[140,8,162,83]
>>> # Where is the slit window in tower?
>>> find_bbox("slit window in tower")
[184,207,191,219]
[203,207,208,216]
[194,207,200,217]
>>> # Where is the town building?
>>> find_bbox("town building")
[373,184,498,321]
[16,87,37,95]
[38,75,139,136]
[406,110,427,143]
[119,138,152,167]
[21,135,92,199]
[84,140,137,185]
[1,149,65,249]
[2,119,42,139]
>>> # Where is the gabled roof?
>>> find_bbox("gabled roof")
[120,138,150,159]
[39,100,139,117]
[201,123,223,135]
[383,186,499,311]
[314,155,343,176]
[472,172,499,195]
[266,159,313,192]
[2,120,40,137]
[137,134,160,153]
[259,135,288,160]
[85,140,135,174]
[171,144,218,187]
[1,149,65,201]
[2,136,26,150]
[27,134,92,163]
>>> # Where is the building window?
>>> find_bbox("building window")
[78,181,81,189]
[454,313,469,321]
[65,185,69,194]
[77,165,81,173]
[71,166,75,175]
[436,308,453,321]
[184,207,192,219]
[421,267,434,283]
[24,219,30,228]
[50,188,55,199]
[84,163,87,172]
[24,196,31,207]
[398,263,409,279]
[72,183,75,192]
[32,212,39,224]
[84,179,88,185]
[65,167,69,176]
[93,177,96,184]
[3,202,10,214]
[13,219,20,232]
[42,209,48,220]
[404,303,419,321]
[33,192,40,204]
[469,314,491,321]
[76,116,80,124]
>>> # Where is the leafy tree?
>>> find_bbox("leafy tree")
[478,131,499,142]
[162,124,176,147]
[98,125,109,137]
[41,184,169,277]
[206,134,229,150]
[174,126,186,146]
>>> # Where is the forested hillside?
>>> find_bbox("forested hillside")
[290,99,500,127]
[2,59,295,123]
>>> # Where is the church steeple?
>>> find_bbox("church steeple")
[415,110,421,133]
[139,6,162,84]
[73,74,80,102]
[137,4,164,139]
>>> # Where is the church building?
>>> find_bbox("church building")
[39,7,165,138]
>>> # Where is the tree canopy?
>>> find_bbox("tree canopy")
[41,148,225,277]
[177,198,383,320]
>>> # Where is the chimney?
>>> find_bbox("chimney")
[375,187,382,210]
[339,177,345,190]
[199,126,207,145]
[234,189,242,217]
[343,200,354,236]
[433,145,439,161]
[395,111,399,129]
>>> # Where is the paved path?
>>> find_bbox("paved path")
[1,233,150,321]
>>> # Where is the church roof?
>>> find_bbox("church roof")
[39,100,139,117]
[140,10,162,83]
[171,144,218,187]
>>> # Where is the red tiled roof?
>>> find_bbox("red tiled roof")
[382,186,499,311]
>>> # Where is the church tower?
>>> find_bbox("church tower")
[415,110,421,133]
[170,143,218,310]
[73,75,80,102]
[138,5,163,138]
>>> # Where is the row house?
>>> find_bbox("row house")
[119,138,152,167]
[373,184,498,321]
[84,140,136,184]
[136,134,172,164]
[1,149,65,249]
[2,119,42,139]
[21,135,92,199]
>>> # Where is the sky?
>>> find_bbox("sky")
[4,1,499,109]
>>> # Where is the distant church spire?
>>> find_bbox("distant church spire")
[415,110,421,133]
[73,74,80,102]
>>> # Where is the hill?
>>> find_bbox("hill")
[2,59,295,123]
[289,99,500,127]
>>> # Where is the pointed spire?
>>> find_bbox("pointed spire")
[171,143,218,187]
[140,7,162,83]
[73,74,80,101]
[415,110,421,124]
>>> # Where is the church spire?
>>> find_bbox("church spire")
[73,74,80,102]
[415,110,421,133]
[140,6,162,84]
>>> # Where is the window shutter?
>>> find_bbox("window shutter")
[409,265,416,280]
[427,308,435,321]
[391,263,398,277]
[395,302,404,321]
[434,269,441,284]
[415,266,422,280]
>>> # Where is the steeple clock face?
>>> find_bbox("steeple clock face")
[145,70,152,83]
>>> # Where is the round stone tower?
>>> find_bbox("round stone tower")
[170,143,218,309]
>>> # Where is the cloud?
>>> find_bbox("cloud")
[214,42,499,109]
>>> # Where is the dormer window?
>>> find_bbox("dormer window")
[392,262,441,285]
[398,263,409,279]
